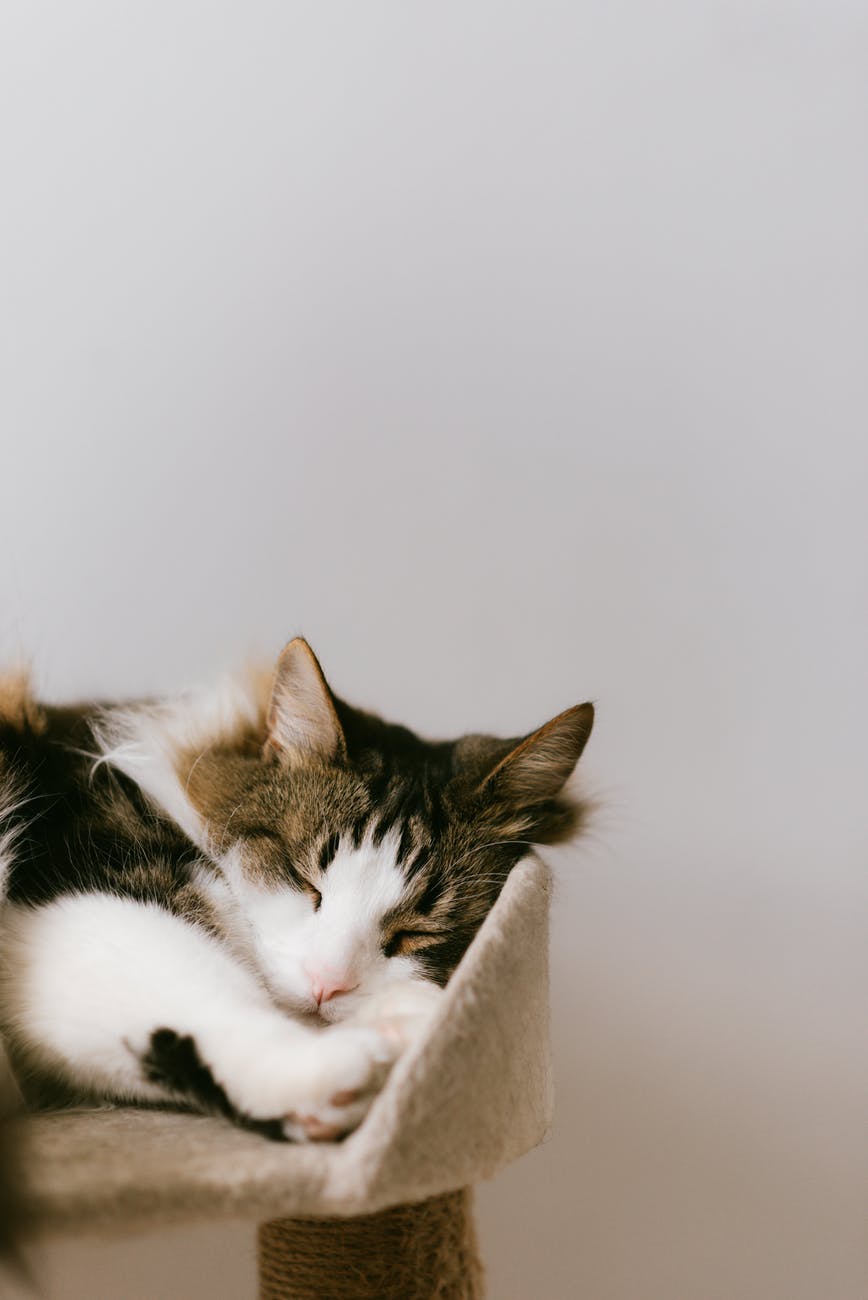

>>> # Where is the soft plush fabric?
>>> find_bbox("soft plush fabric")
[14,854,552,1237]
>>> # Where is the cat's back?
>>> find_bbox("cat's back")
[0,667,109,808]
[0,671,191,907]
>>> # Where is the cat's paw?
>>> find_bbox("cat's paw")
[352,980,445,1051]
[207,1019,398,1141]
[279,1024,399,1142]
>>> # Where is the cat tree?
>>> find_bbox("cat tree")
[12,854,553,1299]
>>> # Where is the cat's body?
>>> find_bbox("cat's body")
[0,641,593,1141]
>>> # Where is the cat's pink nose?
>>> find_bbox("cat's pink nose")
[309,973,359,1005]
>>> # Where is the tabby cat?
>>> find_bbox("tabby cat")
[0,640,592,1140]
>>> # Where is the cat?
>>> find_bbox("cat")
[0,639,593,1141]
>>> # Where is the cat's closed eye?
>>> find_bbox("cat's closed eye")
[383,929,441,958]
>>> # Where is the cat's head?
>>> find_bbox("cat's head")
[104,640,594,1023]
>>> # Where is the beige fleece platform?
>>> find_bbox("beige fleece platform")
[13,854,552,1238]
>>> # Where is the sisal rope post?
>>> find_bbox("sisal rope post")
[257,1188,484,1300]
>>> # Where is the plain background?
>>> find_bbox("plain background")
[2,3,867,1297]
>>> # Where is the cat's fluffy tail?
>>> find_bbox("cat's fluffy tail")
[0,700,29,1257]
[0,769,27,906]
[0,667,42,905]
[0,1039,22,1259]
[0,785,24,1265]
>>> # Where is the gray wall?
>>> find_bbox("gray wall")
[2,4,866,1297]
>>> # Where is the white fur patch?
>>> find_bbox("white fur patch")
[0,892,397,1129]
[92,669,266,851]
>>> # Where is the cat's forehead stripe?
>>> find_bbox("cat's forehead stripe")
[405,844,430,880]
[415,870,446,917]
[318,831,340,872]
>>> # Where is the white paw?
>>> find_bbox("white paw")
[353,980,445,1051]
[210,1020,399,1140]
[280,1025,400,1143]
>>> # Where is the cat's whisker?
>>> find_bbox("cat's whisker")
[184,748,209,797]
[448,839,537,872]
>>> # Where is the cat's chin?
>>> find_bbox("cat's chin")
[266,987,322,1022]
[313,999,357,1026]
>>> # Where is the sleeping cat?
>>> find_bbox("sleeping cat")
[0,639,593,1141]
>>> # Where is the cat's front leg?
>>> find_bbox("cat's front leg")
[152,1012,398,1142]
[0,893,398,1141]
[346,979,446,1051]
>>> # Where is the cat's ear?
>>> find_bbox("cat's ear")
[264,638,347,765]
[474,703,594,811]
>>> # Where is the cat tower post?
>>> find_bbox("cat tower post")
[12,854,553,1299]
